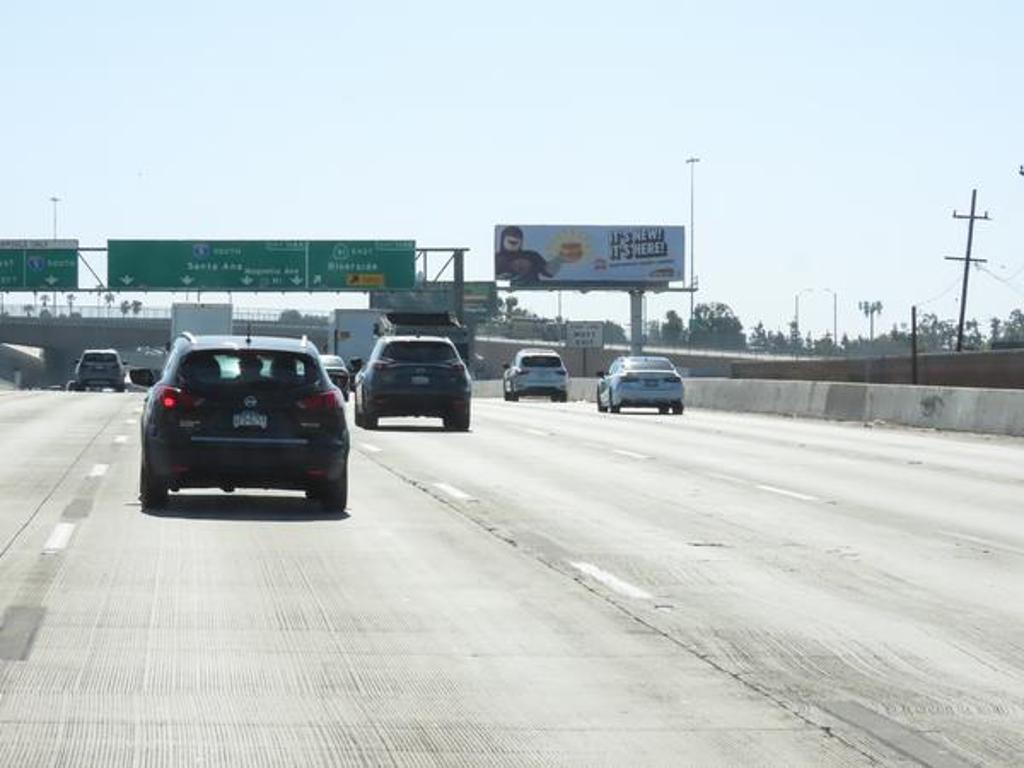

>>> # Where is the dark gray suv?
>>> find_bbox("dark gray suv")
[69,349,126,392]
[352,336,471,431]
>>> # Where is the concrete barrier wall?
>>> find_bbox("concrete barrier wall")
[473,376,1024,437]
[732,349,1024,390]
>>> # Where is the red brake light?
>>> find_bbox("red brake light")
[157,386,196,410]
[449,361,466,374]
[299,389,344,410]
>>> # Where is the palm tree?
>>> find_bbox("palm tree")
[23,304,34,317]
[131,300,143,316]
[858,300,883,341]
[104,292,115,316]
[120,300,131,317]
[66,293,76,316]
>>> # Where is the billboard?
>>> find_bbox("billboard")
[494,225,684,287]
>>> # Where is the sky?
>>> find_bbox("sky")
[2,0,1023,340]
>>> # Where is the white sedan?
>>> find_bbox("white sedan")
[596,356,684,414]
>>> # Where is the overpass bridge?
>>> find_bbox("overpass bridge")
[0,307,329,385]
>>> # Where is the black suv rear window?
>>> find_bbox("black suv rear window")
[83,353,118,364]
[521,356,561,368]
[179,351,318,390]
[381,341,457,363]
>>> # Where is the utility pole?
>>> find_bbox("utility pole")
[945,188,990,352]
[910,305,918,385]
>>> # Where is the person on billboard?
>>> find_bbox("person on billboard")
[495,226,558,285]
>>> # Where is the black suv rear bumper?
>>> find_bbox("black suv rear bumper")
[146,436,349,490]
[366,389,469,418]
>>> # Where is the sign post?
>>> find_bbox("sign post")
[107,240,415,291]
[565,321,605,376]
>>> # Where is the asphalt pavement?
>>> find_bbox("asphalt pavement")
[0,390,1021,766]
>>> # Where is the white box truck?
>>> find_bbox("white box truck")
[171,303,233,342]
[328,309,383,363]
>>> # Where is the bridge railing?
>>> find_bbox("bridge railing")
[0,305,331,323]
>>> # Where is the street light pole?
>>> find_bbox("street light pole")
[49,196,60,310]
[822,288,838,348]
[794,287,814,334]
[685,156,700,337]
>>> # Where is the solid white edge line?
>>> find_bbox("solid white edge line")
[756,484,819,502]
[87,464,109,478]
[569,561,653,600]
[433,482,475,501]
[43,522,76,553]
[361,443,383,453]
[613,449,649,460]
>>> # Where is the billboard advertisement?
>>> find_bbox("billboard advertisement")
[494,225,684,287]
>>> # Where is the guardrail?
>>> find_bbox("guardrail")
[0,305,331,323]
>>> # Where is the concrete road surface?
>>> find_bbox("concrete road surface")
[0,390,1021,766]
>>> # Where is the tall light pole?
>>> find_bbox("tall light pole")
[821,287,838,348]
[48,196,61,310]
[685,156,700,338]
[49,196,60,240]
[794,288,814,333]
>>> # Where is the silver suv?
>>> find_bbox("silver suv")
[69,349,126,392]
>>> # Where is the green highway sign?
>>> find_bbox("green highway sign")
[107,240,416,291]
[0,240,79,290]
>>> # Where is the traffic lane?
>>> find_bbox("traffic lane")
[0,418,869,767]
[352,402,1024,766]
[474,399,1024,549]
[368,400,1024,616]
[0,391,138,610]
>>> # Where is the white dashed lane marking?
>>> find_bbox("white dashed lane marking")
[42,523,76,554]
[361,443,382,453]
[113,435,127,444]
[568,561,653,600]
[756,484,819,502]
[87,464,109,478]
[613,449,649,460]
[433,483,475,501]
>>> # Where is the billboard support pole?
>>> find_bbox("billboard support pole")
[453,249,465,325]
[629,290,644,355]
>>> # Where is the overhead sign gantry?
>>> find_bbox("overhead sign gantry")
[107,240,416,291]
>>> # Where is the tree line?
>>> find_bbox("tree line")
[484,297,1024,356]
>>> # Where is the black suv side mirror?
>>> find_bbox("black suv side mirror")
[129,368,156,387]
[502,362,510,370]
[596,370,605,378]
[348,358,363,374]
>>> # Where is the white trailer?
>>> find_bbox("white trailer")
[328,309,384,363]
[171,303,233,341]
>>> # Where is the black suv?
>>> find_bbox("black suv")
[130,334,349,511]
[352,336,471,430]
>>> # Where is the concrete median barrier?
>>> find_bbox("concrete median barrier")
[475,376,1024,437]
[684,378,1024,437]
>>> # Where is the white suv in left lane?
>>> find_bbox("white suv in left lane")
[503,349,569,402]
